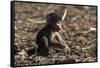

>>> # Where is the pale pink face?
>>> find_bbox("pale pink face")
[53,22,62,31]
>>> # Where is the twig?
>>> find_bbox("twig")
[62,9,67,21]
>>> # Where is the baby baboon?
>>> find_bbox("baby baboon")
[36,13,70,56]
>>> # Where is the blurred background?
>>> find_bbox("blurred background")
[13,1,97,66]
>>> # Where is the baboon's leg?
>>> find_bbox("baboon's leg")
[37,36,49,56]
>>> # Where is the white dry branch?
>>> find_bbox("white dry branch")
[62,9,67,21]
[89,27,96,31]
[27,9,68,24]
[27,18,46,24]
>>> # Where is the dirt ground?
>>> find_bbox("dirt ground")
[12,1,97,66]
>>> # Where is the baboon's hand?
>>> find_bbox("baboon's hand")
[65,46,70,54]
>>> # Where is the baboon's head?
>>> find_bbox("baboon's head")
[46,13,61,23]
[46,13,62,31]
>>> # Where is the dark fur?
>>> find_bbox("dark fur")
[36,24,55,56]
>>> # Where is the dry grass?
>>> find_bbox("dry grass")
[13,2,97,66]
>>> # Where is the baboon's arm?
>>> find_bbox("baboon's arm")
[55,32,67,46]
[55,32,70,53]
[48,32,65,49]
